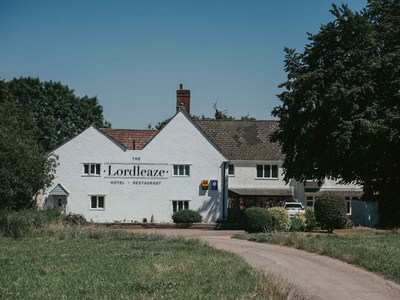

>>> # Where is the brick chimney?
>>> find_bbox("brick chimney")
[176,84,190,114]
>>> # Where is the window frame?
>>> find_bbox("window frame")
[306,196,315,209]
[256,164,279,179]
[90,195,105,210]
[172,200,189,213]
[173,164,190,177]
[83,163,101,176]
[228,164,235,176]
[345,196,359,215]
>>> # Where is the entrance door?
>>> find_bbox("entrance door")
[52,195,67,214]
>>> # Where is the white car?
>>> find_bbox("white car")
[284,202,305,216]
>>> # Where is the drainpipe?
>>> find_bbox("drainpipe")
[222,162,229,221]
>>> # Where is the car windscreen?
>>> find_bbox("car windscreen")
[285,204,302,208]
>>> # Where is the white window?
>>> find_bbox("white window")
[345,197,353,215]
[256,164,278,179]
[306,196,315,208]
[83,163,101,176]
[91,195,105,209]
[173,165,190,176]
[228,164,235,176]
[172,200,189,213]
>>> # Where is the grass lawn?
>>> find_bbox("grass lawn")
[0,227,272,300]
[235,227,400,284]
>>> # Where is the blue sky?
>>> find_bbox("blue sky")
[1,0,367,129]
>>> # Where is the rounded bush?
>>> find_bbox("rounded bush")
[305,209,319,231]
[172,210,202,224]
[268,207,291,232]
[290,216,306,232]
[242,208,272,233]
[64,213,88,225]
[314,192,348,233]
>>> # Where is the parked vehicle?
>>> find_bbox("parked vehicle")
[284,202,305,216]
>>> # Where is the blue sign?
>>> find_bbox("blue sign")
[210,180,218,190]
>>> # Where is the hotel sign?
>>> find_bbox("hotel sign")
[104,163,169,179]
[201,180,209,190]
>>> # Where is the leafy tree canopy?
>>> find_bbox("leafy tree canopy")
[0,79,57,210]
[7,77,111,151]
[271,0,400,226]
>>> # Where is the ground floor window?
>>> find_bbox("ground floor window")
[344,196,359,215]
[91,195,105,209]
[172,200,189,213]
[306,196,315,208]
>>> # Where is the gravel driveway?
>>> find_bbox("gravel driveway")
[129,228,400,300]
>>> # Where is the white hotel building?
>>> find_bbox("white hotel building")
[41,85,364,223]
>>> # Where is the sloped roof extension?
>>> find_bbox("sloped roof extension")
[100,128,158,150]
[49,183,69,196]
[195,119,283,161]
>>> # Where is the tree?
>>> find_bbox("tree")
[213,101,235,120]
[0,79,57,210]
[7,77,111,151]
[271,0,400,226]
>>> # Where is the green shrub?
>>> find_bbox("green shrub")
[0,209,70,238]
[346,219,355,229]
[43,208,63,221]
[305,209,319,231]
[0,209,56,238]
[242,208,272,233]
[0,210,31,238]
[64,213,88,225]
[268,207,291,232]
[172,210,202,224]
[314,192,348,233]
[290,215,306,232]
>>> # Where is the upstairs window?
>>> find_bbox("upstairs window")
[173,165,190,176]
[83,163,101,176]
[228,164,235,176]
[256,164,278,179]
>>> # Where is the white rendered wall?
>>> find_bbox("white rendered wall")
[42,112,228,223]
[228,160,293,190]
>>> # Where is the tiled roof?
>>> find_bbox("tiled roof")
[100,128,158,150]
[195,120,283,161]
[100,119,283,160]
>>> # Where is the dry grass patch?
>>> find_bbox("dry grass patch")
[0,226,275,300]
